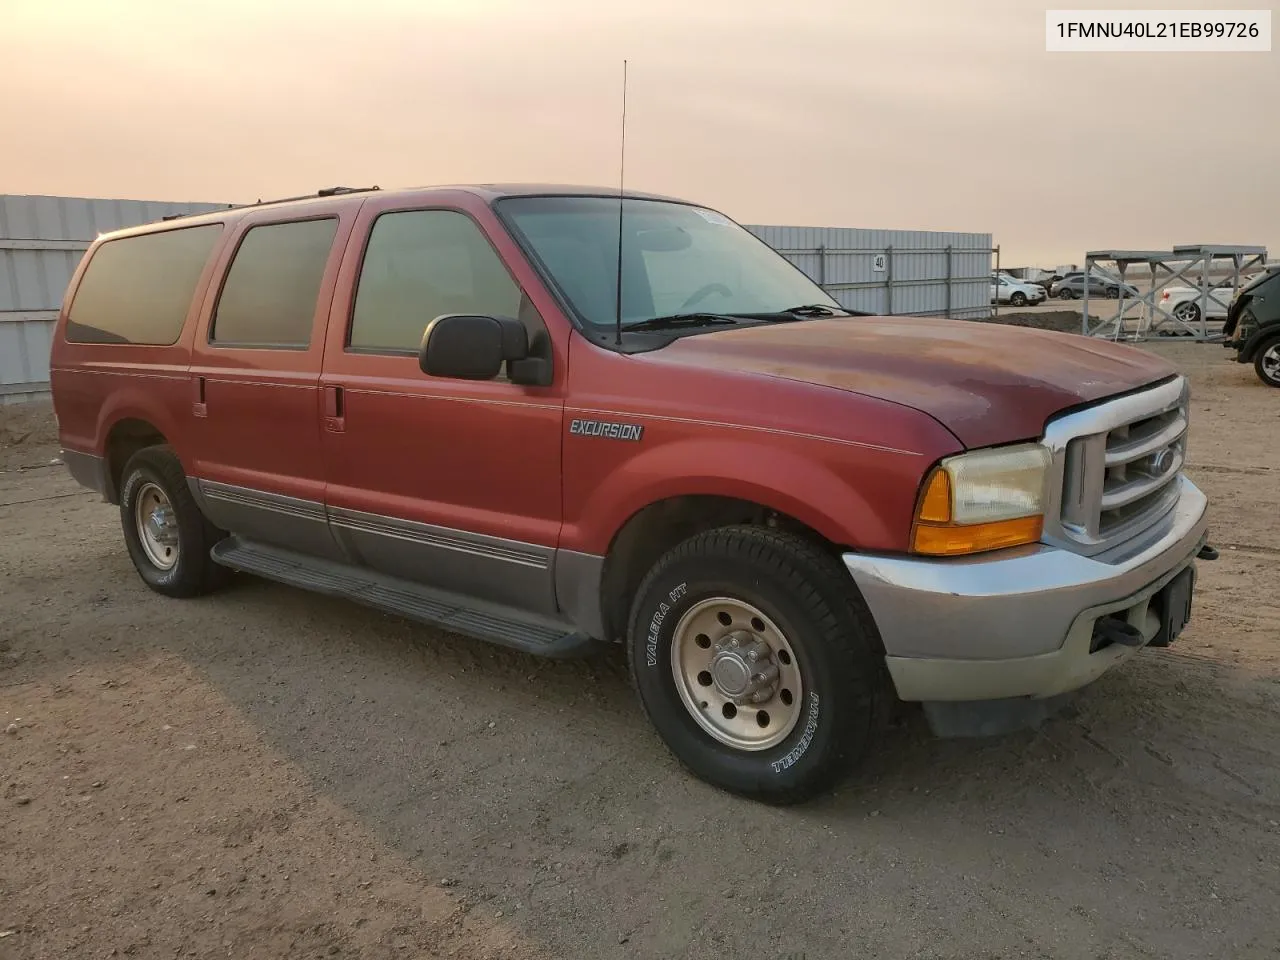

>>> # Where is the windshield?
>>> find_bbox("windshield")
[495,196,840,328]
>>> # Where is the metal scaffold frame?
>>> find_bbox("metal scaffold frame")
[1083,245,1268,341]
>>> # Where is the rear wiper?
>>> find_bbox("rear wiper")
[624,313,743,332]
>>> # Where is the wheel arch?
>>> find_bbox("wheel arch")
[1242,325,1280,363]
[595,492,850,646]
[102,417,171,504]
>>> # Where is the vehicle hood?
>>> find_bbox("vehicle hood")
[657,316,1177,448]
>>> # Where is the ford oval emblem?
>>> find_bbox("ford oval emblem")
[1151,448,1175,474]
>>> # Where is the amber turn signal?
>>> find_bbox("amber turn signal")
[916,469,952,523]
[911,514,1045,557]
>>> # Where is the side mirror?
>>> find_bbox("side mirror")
[419,314,528,381]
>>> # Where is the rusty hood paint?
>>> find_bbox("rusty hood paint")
[657,316,1178,448]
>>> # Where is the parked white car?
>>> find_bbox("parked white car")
[990,274,1046,307]
[1158,281,1239,325]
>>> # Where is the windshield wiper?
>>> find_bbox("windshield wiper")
[779,303,843,316]
[624,313,744,332]
[729,304,870,322]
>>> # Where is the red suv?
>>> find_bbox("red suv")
[50,184,1211,803]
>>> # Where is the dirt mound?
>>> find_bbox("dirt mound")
[0,402,61,470]
[970,309,1090,335]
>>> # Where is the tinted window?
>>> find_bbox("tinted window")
[349,210,522,352]
[211,218,338,348]
[66,224,222,345]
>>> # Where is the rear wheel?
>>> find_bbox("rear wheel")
[119,446,230,597]
[1255,337,1280,388]
[1174,302,1202,326]
[626,526,886,805]
[1058,288,1076,300]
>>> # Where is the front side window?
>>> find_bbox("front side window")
[211,218,338,348]
[495,196,838,329]
[349,210,522,353]
[66,224,222,345]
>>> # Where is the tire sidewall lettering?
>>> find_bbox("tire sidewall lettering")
[770,691,820,774]
[644,581,688,667]
[120,469,145,508]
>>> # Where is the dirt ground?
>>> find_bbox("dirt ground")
[2,340,1278,960]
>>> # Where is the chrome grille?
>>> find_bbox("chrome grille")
[1044,377,1190,556]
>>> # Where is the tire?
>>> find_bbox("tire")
[1058,289,1076,300]
[1254,336,1280,388]
[1106,287,1120,300]
[1010,292,1027,307]
[1175,302,1202,326]
[626,525,887,805]
[119,445,230,598]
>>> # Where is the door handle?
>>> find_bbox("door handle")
[323,385,345,433]
[191,376,207,418]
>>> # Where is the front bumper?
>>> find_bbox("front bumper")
[842,475,1208,703]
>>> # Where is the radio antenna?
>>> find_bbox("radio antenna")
[614,59,628,347]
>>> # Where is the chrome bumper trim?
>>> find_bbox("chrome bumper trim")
[842,476,1208,700]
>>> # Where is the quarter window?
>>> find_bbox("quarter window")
[66,224,222,345]
[349,210,522,353]
[211,218,338,348]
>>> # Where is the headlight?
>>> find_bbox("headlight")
[911,443,1051,556]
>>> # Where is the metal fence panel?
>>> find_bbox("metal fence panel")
[0,195,228,403]
[746,224,994,320]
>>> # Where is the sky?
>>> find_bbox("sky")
[3,0,1276,265]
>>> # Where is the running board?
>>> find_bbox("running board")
[210,537,600,659]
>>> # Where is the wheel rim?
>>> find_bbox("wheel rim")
[1011,294,1025,306]
[1174,303,1198,322]
[1262,344,1280,382]
[669,597,804,752]
[134,482,180,570]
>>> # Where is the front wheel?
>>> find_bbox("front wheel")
[1058,289,1076,300]
[627,526,886,804]
[1255,337,1280,387]
[119,445,230,598]
[1010,292,1027,307]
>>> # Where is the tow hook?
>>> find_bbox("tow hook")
[1092,617,1145,650]
[1197,543,1220,561]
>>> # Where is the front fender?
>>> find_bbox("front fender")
[564,434,925,555]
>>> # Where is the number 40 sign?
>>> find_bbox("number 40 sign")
[872,253,887,272]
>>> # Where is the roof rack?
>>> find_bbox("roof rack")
[158,186,381,222]
[251,185,382,205]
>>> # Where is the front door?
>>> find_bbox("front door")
[318,197,565,615]
[187,203,358,559]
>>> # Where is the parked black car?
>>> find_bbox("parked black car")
[1222,265,1280,387]
[1050,273,1140,300]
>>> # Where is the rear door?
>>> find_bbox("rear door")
[316,194,566,615]
[186,200,358,558]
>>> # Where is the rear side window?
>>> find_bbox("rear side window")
[348,210,522,353]
[211,218,338,348]
[66,224,222,345]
